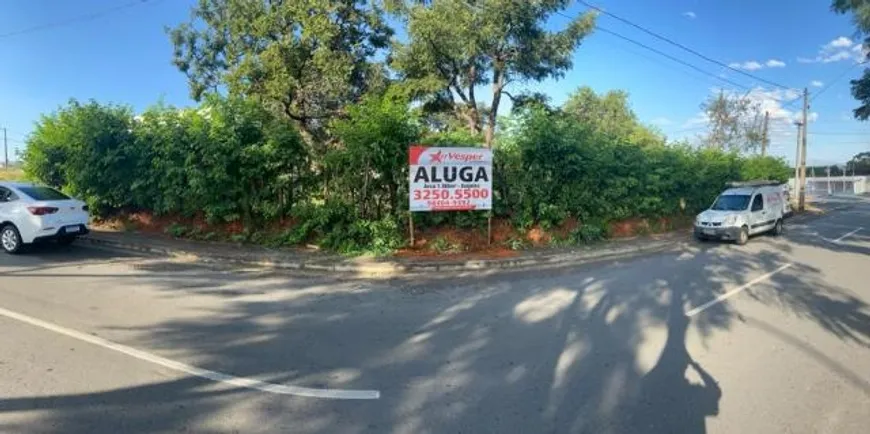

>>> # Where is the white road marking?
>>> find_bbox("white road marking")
[685,263,794,317]
[833,227,863,243]
[0,306,380,400]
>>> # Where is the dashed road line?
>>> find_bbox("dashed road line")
[686,263,794,317]
[833,227,863,243]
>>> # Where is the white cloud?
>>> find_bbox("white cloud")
[729,60,763,71]
[682,11,696,19]
[728,59,786,70]
[676,86,812,145]
[810,80,824,87]
[825,36,853,49]
[799,37,866,63]
[822,50,852,63]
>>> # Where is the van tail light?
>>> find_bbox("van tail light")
[27,206,59,216]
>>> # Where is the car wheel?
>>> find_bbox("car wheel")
[771,219,783,236]
[1,224,23,254]
[736,226,749,245]
[57,236,76,246]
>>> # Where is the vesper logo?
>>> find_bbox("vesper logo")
[428,150,484,163]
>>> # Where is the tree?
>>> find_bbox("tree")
[23,100,137,214]
[389,0,596,146]
[850,69,870,120]
[740,156,791,183]
[700,91,765,152]
[561,86,665,146]
[846,151,870,175]
[168,0,393,141]
[831,0,870,120]
[328,94,420,218]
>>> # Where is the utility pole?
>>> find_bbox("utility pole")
[798,87,809,211]
[794,121,802,203]
[2,128,6,171]
[761,111,769,156]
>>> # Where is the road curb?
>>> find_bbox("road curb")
[80,234,684,276]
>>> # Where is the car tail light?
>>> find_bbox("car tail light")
[82,205,89,212]
[27,206,59,216]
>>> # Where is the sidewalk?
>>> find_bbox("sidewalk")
[81,229,688,277]
[79,196,866,276]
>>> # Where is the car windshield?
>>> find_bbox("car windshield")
[17,186,70,201]
[711,194,750,211]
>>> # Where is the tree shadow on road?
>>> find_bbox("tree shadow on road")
[1,237,869,433]
[628,286,721,434]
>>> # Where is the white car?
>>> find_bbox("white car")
[694,182,787,245]
[0,182,90,253]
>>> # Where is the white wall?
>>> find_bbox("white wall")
[789,176,869,195]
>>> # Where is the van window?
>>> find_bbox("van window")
[711,195,750,211]
[751,194,763,211]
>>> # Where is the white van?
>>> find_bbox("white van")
[694,181,788,245]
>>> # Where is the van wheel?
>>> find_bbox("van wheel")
[771,219,783,236]
[1,224,23,254]
[736,226,749,245]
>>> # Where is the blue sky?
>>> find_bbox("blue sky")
[1,0,868,166]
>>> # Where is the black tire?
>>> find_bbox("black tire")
[771,219,783,236]
[736,226,749,245]
[695,234,708,242]
[1,224,23,254]
[57,236,77,246]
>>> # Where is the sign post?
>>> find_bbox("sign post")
[408,145,493,245]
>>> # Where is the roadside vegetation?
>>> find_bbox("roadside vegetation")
[0,168,26,181]
[21,0,792,256]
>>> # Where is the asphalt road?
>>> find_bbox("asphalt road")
[0,198,869,434]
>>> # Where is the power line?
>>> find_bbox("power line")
[0,0,156,40]
[590,26,754,92]
[553,8,801,109]
[809,61,866,103]
[808,131,870,136]
[462,1,799,122]
[465,1,761,98]
[577,0,797,93]
[591,25,747,90]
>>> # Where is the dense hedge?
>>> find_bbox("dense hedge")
[496,109,742,229]
[23,97,791,253]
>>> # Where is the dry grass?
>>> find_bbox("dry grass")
[0,168,26,181]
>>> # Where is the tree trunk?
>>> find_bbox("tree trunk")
[485,64,506,148]
[467,107,481,134]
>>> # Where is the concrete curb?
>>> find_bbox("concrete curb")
[80,234,684,276]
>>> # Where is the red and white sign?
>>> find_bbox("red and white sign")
[409,146,492,212]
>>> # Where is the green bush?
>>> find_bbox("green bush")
[572,222,607,244]
[740,156,791,183]
[23,93,778,255]
[497,107,742,227]
[24,97,311,223]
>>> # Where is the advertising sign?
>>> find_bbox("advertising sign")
[409,146,492,212]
